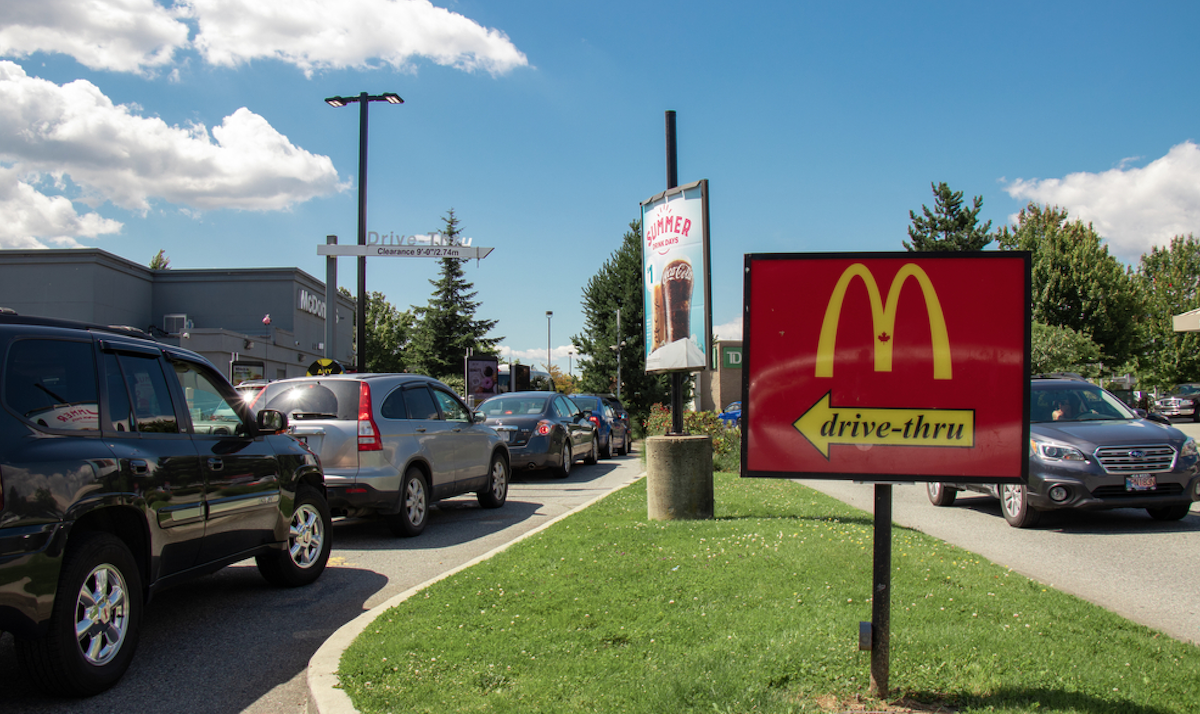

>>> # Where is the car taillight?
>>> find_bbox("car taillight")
[358,382,382,451]
[589,416,600,428]
[537,420,554,436]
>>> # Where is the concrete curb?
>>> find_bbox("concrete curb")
[306,470,647,714]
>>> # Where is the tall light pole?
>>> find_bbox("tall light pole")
[545,311,553,376]
[325,91,403,373]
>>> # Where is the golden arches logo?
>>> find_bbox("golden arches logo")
[815,263,952,379]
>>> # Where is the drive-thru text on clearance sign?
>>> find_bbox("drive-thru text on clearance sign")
[741,253,1030,483]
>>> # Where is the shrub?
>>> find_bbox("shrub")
[642,403,741,472]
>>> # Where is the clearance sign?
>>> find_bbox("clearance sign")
[742,253,1030,482]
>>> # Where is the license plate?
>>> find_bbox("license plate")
[1126,474,1156,491]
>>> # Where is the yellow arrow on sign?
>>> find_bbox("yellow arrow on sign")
[794,391,975,459]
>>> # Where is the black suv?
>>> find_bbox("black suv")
[0,314,331,696]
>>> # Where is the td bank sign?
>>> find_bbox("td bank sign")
[741,253,1031,484]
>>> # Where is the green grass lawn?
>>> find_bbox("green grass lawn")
[338,473,1200,713]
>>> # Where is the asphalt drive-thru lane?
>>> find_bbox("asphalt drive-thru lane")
[0,451,645,714]
[799,420,1200,646]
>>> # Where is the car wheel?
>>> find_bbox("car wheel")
[584,435,598,465]
[256,487,332,587]
[477,454,509,509]
[601,434,612,459]
[618,433,628,456]
[387,467,429,536]
[1146,504,1192,521]
[554,441,572,478]
[15,533,143,697]
[999,483,1041,528]
[926,482,957,507]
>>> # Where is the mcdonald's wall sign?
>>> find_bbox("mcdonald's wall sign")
[742,253,1031,482]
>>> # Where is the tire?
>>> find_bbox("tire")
[387,467,430,536]
[477,454,509,509]
[15,533,143,697]
[926,482,957,507]
[554,441,572,479]
[1000,483,1041,528]
[1147,503,1192,521]
[600,434,612,460]
[583,435,598,465]
[256,487,332,587]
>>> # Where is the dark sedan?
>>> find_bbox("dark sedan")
[476,392,598,477]
[927,378,1200,527]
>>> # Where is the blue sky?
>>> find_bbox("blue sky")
[4,1,1200,375]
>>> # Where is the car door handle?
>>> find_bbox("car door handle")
[208,457,224,471]
[415,427,426,433]
[129,459,148,475]
[452,427,463,433]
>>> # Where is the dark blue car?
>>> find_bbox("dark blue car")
[718,401,742,428]
[571,395,629,458]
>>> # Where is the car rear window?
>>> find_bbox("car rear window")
[4,338,100,431]
[479,397,546,416]
[260,380,361,420]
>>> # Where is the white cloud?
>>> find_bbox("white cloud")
[1004,141,1200,262]
[713,317,742,341]
[0,167,124,249]
[0,0,528,77]
[0,62,343,225]
[0,0,190,74]
[184,0,527,76]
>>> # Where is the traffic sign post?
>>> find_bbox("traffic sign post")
[742,252,1031,697]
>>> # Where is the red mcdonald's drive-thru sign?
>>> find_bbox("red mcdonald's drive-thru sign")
[742,252,1031,482]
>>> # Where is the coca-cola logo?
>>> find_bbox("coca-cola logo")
[663,261,692,282]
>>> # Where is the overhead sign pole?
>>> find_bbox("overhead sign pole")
[743,252,1031,698]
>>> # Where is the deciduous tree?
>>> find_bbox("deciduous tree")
[998,204,1141,367]
[1135,235,1200,388]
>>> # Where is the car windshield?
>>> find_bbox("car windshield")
[479,397,548,416]
[1172,384,1200,395]
[1031,384,1135,423]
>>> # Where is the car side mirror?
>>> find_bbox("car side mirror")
[1138,410,1172,426]
[257,408,288,434]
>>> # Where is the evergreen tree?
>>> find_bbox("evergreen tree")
[149,250,170,269]
[997,203,1142,368]
[905,181,993,251]
[573,219,670,431]
[407,209,501,379]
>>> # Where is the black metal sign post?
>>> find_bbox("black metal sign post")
[665,110,685,435]
[870,484,893,697]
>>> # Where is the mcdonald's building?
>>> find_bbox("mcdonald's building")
[0,248,356,384]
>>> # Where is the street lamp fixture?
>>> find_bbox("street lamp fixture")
[546,311,553,376]
[324,91,404,373]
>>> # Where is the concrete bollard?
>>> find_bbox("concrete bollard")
[646,435,714,520]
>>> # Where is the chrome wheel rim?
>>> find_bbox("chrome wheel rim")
[1001,484,1023,516]
[490,459,508,500]
[289,502,325,569]
[562,443,571,475]
[928,483,942,499]
[74,563,130,666]
[405,475,427,525]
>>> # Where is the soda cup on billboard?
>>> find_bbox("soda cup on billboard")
[652,283,667,351]
[662,258,693,343]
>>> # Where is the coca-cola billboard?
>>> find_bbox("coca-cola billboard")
[640,180,712,373]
